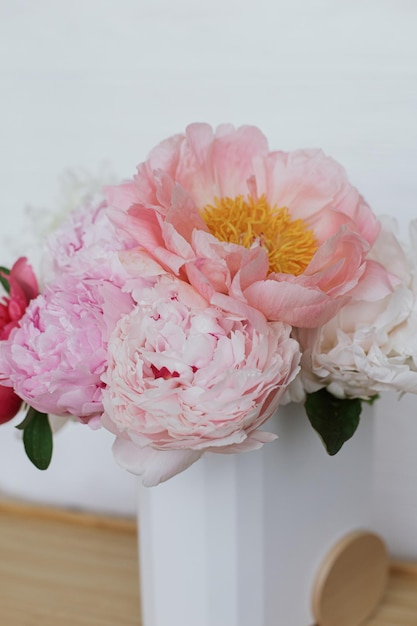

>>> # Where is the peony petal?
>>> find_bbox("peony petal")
[118,249,166,278]
[105,181,140,213]
[350,260,401,302]
[244,279,348,327]
[112,438,202,487]
[166,183,208,241]
[211,429,278,454]
[175,123,268,207]
[9,257,39,302]
[121,205,190,276]
[0,385,22,424]
[306,207,357,244]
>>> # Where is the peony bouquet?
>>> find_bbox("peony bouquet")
[0,123,415,486]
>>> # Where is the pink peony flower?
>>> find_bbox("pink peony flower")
[101,278,300,486]
[0,275,133,425]
[106,123,393,328]
[42,194,130,287]
[0,257,39,423]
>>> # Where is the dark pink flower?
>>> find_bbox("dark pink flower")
[0,257,39,340]
[0,384,23,424]
[0,257,38,423]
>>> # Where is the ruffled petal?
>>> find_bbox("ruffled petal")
[112,438,202,487]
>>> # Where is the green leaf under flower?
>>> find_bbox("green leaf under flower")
[0,266,11,295]
[17,406,53,470]
[305,388,362,456]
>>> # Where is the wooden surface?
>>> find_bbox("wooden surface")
[0,500,140,626]
[365,562,417,626]
[1,500,417,625]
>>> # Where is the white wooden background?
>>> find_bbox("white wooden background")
[0,0,417,557]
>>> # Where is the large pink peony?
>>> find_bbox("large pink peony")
[106,123,394,328]
[101,278,300,486]
[0,275,133,426]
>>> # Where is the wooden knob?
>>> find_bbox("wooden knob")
[311,530,389,626]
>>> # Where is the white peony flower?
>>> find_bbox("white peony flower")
[286,217,417,401]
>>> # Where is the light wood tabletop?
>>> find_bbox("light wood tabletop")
[1,499,417,625]
[0,500,140,626]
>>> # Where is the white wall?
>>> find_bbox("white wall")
[0,0,417,553]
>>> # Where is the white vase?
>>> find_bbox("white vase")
[137,403,375,626]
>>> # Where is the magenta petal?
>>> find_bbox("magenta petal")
[9,257,39,302]
[0,385,22,424]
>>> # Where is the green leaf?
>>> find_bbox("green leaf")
[0,266,11,295]
[305,388,362,456]
[16,405,37,430]
[21,408,53,470]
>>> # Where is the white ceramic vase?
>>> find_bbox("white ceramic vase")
[137,403,374,626]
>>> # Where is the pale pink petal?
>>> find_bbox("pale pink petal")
[184,262,217,302]
[212,429,278,454]
[238,246,269,291]
[105,181,140,213]
[143,132,186,176]
[303,228,369,296]
[333,185,380,245]
[306,207,357,244]
[165,183,208,241]
[113,437,202,486]
[256,150,343,217]
[175,123,269,207]
[123,206,190,275]
[118,249,167,278]
[244,279,348,327]
[210,291,269,329]
[349,259,401,301]
[161,221,195,262]
[255,149,380,247]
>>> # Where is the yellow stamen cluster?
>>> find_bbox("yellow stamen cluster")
[201,194,318,275]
